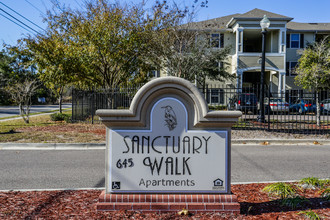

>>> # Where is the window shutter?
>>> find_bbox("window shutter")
[220,34,224,48]
[286,34,290,48]
[300,34,304,48]
[286,62,290,76]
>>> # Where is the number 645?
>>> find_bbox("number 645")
[116,158,134,169]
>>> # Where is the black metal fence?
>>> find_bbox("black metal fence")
[72,87,140,123]
[72,86,330,134]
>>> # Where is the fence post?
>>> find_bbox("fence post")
[72,88,75,122]
[206,85,208,103]
[267,86,270,131]
[91,89,94,124]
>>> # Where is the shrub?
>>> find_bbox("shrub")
[208,105,227,110]
[320,188,330,200]
[320,179,330,188]
[64,114,72,123]
[299,177,323,188]
[263,182,298,199]
[50,113,70,122]
[298,210,321,220]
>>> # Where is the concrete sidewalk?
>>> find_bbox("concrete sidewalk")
[0,139,329,150]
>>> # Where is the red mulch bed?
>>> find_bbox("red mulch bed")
[1,183,329,219]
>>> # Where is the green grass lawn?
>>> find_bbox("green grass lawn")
[0,114,55,133]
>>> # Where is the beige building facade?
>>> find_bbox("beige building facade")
[159,9,330,99]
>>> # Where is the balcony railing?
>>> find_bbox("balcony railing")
[237,54,285,70]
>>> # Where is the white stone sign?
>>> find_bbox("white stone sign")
[108,97,228,193]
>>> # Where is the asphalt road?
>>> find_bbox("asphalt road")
[231,144,330,183]
[0,150,105,190]
[0,104,72,118]
[0,144,329,190]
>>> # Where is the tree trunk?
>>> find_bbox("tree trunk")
[58,87,64,113]
[202,81,207,103]
[18,103,24,120]
[58,95,63,114]
[111,91,115,109]
[25,99,30,124]
[316,92,320,127]
[19,102,29,124]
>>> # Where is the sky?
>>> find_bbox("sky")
[1,0,330,48]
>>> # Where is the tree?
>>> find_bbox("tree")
[0,45,35,86]
[0,49,15,104]
[29,0,180,89]
[24,0,211,93]
[152,5,233,89]
[163,33,233,88]
[295,37,330,126]
[2,44,39,123]
[7,79,39,124]
[192,0,209,8]
[25,33,78,113]
[24,0,186,108]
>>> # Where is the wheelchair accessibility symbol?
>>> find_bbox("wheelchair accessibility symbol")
[112,181,121,189]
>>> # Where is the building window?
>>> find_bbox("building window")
[288,62,298,76]
[210,34,220,48]
[316,34,329,43]
[290,34,300,48]
[151,70,160,77]
[287,33,304,49]
[207,88,224,104]
[210,33,224,48]
[214,61,224,69]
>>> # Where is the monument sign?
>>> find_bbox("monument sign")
[110,97,228,193]
[96,77,242,213]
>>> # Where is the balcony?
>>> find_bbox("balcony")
[233,29,285,71]
[243,29,279,53]
[238,54,285,70]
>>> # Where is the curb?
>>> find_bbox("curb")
[0,139,329,150]
[0,187,105,192]
[232,139,330,145]
[0,143,105,150]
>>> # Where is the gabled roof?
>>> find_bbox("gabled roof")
[183,13,240,31]
[287,22,330,32]
[236,8,291,19]
[182,9,329,32]
[226,8,293,27]
[184,9,293,31]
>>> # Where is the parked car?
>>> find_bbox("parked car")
[264,98,289,114]
[289,99,323,114]
[321,98,330,113]
[227,93,258,114]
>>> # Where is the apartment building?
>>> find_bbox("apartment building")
[159,8,330,101]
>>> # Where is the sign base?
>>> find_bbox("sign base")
[96,191,240,214]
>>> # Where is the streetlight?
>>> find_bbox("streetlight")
[258,15,270,122]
